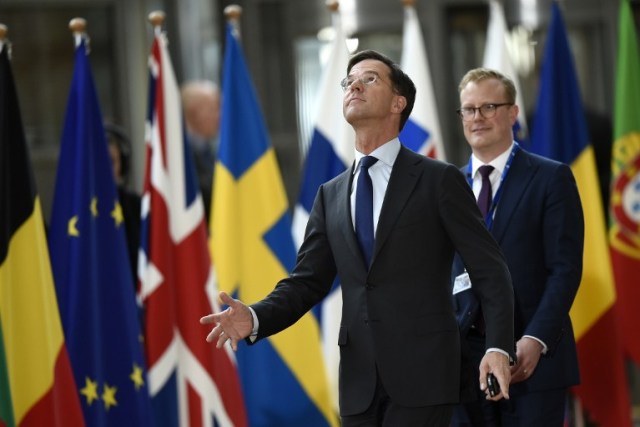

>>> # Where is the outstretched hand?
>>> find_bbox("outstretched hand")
[479,351,511,401]
[200,291,253,351]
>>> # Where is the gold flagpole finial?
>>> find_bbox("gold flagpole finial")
[224,5,243,39]
[69,18,88,49]
[0,24,8,41]
[69,17,87,35]
[148,11,166,30]
[326,1,339,12]
[0,23,10,57]
[224,5,243,22]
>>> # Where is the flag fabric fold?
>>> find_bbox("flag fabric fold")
[399,2,445,159]
[211,23,336,427]
[0,38,84,427]
[291,8,353,413]
[483,0,528,145]
[610,0,640,366]
[529,4,631,426]
[139,29,247,427]
[47,36,152,426]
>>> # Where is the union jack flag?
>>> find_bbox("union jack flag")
[138,27,247,427]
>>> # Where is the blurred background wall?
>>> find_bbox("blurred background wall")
[0,0,627,218]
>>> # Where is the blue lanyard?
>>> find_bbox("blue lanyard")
[466,142,520,230]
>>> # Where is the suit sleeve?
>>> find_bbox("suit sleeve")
[249,184,337,340]
[527,163,584,354]
[438,164,515,358]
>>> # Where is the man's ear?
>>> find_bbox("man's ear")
[393,95,407,113]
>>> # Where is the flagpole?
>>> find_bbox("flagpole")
[224,4,243,39]
[0,23,7,42]
[148,10,165,36]
[0,23,8,57]
[68,17,86,49]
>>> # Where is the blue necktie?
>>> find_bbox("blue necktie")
[355,156,378,265]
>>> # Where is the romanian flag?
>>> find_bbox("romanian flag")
[139,23,247,426]
[47,34,153,426]
[0,36,84,426]
[530,3,631,426]
[211,23,336,426]
[610,0,640,366]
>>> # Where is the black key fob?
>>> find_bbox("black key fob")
[487,373,500,397]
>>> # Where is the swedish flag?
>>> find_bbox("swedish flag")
[210,23,336,427]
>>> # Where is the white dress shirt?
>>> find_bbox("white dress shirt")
[351,138,401,233]
[470,141,548,354]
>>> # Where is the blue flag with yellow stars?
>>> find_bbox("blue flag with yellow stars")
[48,35,153,426]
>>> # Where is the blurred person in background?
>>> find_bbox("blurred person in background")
[181,80,220,223]
[106,122,141,285]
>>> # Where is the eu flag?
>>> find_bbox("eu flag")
[48,35,153,426]
[210,23,336,426]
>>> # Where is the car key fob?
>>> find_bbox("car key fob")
[487,373,500,397]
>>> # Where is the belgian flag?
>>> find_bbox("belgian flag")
[0,34,84,426]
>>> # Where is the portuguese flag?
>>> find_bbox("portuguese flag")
[0,39,84,426]
[610,0,640,366]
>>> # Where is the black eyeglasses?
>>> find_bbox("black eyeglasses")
[456,103,513,121]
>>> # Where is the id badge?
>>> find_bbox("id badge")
[453,271,472,295]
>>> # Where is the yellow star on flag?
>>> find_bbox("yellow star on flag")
[80,376,99,405]
[68,215,80,237]
[91,197,98,217]
[111,201,124,227]
[102,383,118,410]
[130,363,145,390]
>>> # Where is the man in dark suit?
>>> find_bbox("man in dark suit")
[452,68,584,427]
[201,51,515,426]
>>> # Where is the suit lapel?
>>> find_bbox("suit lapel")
[336,162,365,264]
[491,150,537,243]
[372,146,422,264]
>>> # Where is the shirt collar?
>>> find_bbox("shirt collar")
[353,138,401,174]
[471,141,515,178]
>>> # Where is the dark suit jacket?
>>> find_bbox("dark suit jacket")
[251,145,514,416]
[455,148,584,396]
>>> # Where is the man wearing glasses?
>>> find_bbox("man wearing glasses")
[452,68,584,427]
[202,51,516,426]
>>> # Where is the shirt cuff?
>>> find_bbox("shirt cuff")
[249,306,259,343]
[523,335,548,354]
[486,348,515,365]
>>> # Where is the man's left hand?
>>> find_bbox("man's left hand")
[510,336,542,384]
